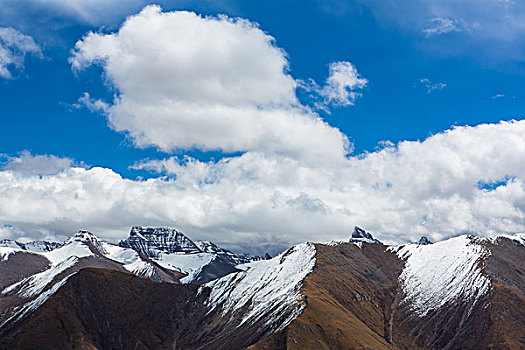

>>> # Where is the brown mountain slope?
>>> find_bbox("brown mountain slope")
[390,237,525,350]
[0,251,49,290]
[0,268,209,349]
[253,239,525,350]
[0,238,523,349]
[0,267,305,350]
[250,243,404,350]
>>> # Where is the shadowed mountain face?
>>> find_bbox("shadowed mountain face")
[0,235,524,349]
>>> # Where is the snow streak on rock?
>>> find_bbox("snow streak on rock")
[391,235,491,317]
[204,242,316,330]
[2,257,78,298]
[0,275,73,328]
[0,246,24,261]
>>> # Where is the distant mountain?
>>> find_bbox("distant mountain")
[119,226,201,257]
[0,231,523,349]
[0,239,62,252]
[349,226,383,244]
[117,226,266,282]
[417,236,432,245]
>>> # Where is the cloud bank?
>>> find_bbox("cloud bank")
[2,121,525,254]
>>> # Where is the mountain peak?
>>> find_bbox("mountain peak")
[66,230,100,243]
[120,226,201,258]
[349,226,382,244]
[417,236,432,245]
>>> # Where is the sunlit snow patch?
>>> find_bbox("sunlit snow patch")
[390,235,491,317]
[203,242,316,331]
[0,246,25,261]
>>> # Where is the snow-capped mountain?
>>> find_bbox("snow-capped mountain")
[118,226,264,282]
[348,226,383,244]
[119,226,202,257]
[0,239,61,254]
[0,231,523,349]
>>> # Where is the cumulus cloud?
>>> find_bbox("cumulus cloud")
[0,27,42,79]
[69,6,351,165]
[417,78,447,94]
[300,61,367,111]
[2,120,525,254]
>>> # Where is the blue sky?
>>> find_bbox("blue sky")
[1,0,525,253]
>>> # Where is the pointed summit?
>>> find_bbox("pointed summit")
[65,230,107,255]
[66,230,98,242]
[349,226,382,244]
[417,236,432,245]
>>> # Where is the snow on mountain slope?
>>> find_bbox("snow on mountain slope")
[0,246,25,261]
[204,242,316,330]
[42,239,93,265]
[0,275,72,329]
[1,235,97,299]
[155,252,216,282]
[194,240,251,264]
[0,240,24,249]
[23,241,62,253]
[390,235,491,317]
[486,232,525,246]
[2,257,78,299]
[123,260,158,279]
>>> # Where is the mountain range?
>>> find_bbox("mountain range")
[0,226,523,349]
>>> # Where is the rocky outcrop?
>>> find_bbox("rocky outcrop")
[349,226,382,244]
[417,236,432,245]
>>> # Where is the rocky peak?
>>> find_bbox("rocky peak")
[64,230,100,244]
[417,236,432,245]
[119,226,201,258]
[64,230,108,255]
[194,240,222,254]
[349,226,382,244]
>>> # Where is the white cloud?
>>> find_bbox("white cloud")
[2,120,525,253]
[0,151,74,176]
[73,92,110,114]
[300,61,367,111]
[423,17,461,37]
[417,78,447,94]
[69,6,351,165]
[491,93,505,99]
[0,27,42,79]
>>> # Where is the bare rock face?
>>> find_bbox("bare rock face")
[119,226,202,257]
[417,236,432,245]
[349,226,383,244]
